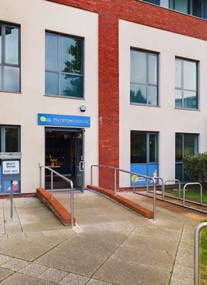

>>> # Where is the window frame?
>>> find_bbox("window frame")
[0,22,21,93]
[0,125,21,153]
[130,48,159,106]
[45,31,84,99]
[175,57,198,110]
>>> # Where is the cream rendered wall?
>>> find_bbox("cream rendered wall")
[0,0,99,192]
[119,19,207,187]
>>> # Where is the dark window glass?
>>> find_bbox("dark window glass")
[45,32,84,98]
[5,127,19,152]
[175,133,198,182]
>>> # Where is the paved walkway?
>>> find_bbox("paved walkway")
[0,190,206,285]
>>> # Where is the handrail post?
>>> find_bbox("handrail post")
[39,163,42,188]
[194,222,207,285]
[91,165,93,185]
[51,171,54,199]
[153,179,156,221]
[70,182,74,228]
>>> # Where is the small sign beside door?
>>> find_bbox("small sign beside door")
[2,161,20,175]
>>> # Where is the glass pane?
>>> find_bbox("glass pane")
[130,50,146,84]
[174,0,188,13]
[61,74,83,98]
[175,163,183,181]
[147,86,157,105]
[4,66,20,92]
[149,134,157,162]
[183,61,197,90]
[5,128,19,152]
[175,59,182,88]
[130,84,147,104]
[184,90,197,109]
[0,128,1,152]
[131,132,146,163]
[148,54,157,85]
[175,89,182,107]
[184,134,198,156]
[46,34,58,71]
[61,37,82,74]
[5,26,19,65]
[193,0,202,17]
[45,72,59,95]
[176,134,182,161]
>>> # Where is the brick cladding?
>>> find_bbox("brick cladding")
[48,0,207,188]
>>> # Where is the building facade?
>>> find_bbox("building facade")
[0,0,207,194]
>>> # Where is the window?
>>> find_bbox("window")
[45,32,84,98]
[169,0,207,19]
[175,58,198,109]
[130,49,158,106]
[0,126,20,152]
[131,131,158,185]
[0,23,20,92]
[175,133,198,181]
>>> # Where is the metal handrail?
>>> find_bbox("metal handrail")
[194,222,207,285]
[39,164,74,228]
[90,164,157,220]
[164,179,181,199]
[183,182,202,206]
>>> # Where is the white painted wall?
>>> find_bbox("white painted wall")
[119,19,207,187]
[0,0,99,192]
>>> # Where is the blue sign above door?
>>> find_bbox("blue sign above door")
[38,113,91,127]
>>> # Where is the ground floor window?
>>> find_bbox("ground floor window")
[175,133,198,182]
[130,131,158,185]
[0,126,21,193]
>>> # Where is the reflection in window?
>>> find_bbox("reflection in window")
[131,131,158,163]
[175,58,198,109]
[175,133,198,181]
[0,126,20,152]
[0,24,20,92]
[130,49,158,106]
[45,33,83,98]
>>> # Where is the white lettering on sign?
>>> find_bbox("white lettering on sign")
[2,161,20,175]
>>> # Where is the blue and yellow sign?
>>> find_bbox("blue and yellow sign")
[38,113,91,127]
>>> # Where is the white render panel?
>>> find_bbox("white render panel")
[0,0,99,192]
[119,19,207,187]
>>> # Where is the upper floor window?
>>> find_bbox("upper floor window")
[175,58,198,109]
[45,32,84,98]
[0,23,20,93]
[130,49,158,106]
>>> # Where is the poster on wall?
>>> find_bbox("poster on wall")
[130,163,159,186]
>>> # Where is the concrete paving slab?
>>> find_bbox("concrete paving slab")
[59,273,89,285]
[93,258,171,285]
[0,190,206,284]
[1,258,29,271]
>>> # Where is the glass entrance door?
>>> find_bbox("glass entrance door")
[45,128,84,191]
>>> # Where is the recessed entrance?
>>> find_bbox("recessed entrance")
[45,128,84,191]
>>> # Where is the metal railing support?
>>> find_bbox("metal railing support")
[194,222,207,285]
[183,182,202,206]
[164,179,181,199]
[39,164,74,228]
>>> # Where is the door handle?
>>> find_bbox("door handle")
[79,161,85,172]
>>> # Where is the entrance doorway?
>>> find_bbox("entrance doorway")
[45,128,85,191]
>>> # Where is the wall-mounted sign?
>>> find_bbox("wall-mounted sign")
[38,113,90,127]
[2,161,20,175]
